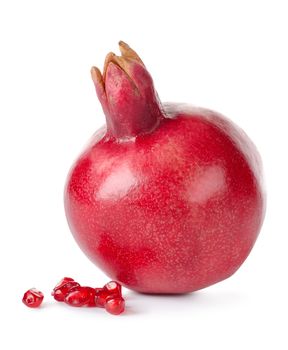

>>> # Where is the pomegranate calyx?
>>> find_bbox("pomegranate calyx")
[118,41,144,65]
[102,41,144,80]
[91,41,164,140]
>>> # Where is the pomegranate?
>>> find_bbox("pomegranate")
[64,41,265,294]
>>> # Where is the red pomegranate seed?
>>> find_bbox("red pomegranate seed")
[103,281,122,297]
[64,286,91,307]
[54,277,74,289]
[22,288,44,308]
[52,280,80,302]
[85,287,97,307]
[95,288,108,308]
[105,297,125,315]
[68,286,97,307]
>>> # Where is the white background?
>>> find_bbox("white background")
[0,0,287,349]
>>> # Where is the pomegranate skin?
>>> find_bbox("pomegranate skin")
[64,43,265,294]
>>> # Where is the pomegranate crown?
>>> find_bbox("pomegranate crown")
[91,41,163,139]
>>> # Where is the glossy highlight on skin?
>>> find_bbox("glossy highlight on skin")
[64,42,265,294]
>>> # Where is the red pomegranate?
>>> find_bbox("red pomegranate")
[64,41,265,294]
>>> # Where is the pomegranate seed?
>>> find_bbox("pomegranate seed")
[22,288,44,308]
[105,297,125,315]
[103,281,122,297]
[95,288,108,308]
[54,277,74,289]
[64,286,91,307]
[85,287,97,307]
[67,286,97,306]
[52,280,80,302]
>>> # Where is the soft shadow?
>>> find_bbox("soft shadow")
[124,287,248,314]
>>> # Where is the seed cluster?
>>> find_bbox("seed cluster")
[22,278,125,315]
